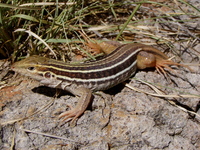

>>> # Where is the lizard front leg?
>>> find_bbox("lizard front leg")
[59,87,92,126]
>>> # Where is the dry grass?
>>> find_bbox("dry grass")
[0,0,199,62]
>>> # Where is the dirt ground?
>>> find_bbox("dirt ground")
[1,52,200,150]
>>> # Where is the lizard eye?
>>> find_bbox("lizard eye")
[27,67,35,71]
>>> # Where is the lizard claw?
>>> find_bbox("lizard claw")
[59,107,83,126]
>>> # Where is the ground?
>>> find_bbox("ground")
[1,60,200,149]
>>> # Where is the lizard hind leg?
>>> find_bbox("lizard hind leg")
[155,59,193,75]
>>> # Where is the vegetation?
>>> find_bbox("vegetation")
[0,0,199,62]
